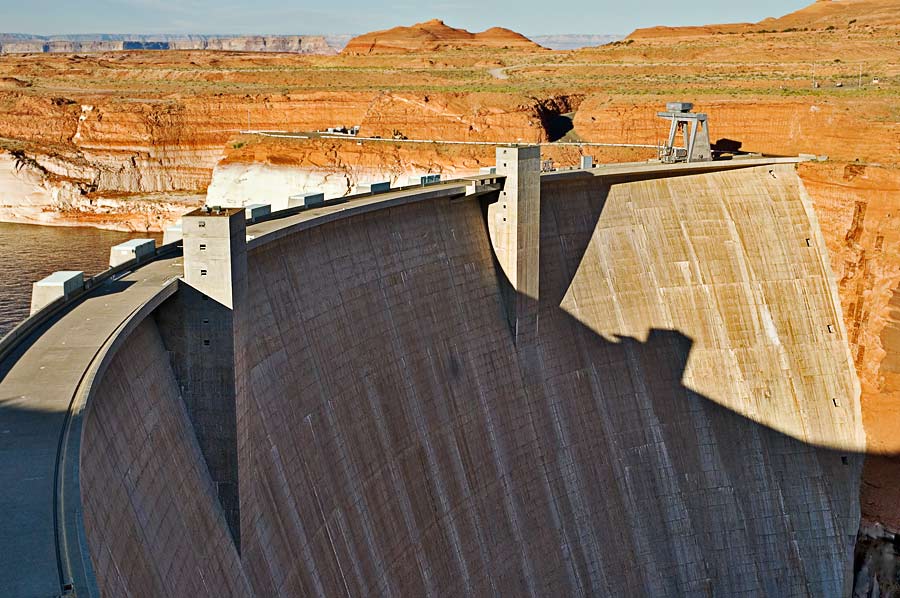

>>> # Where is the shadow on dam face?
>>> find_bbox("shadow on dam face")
[72,169,869,597]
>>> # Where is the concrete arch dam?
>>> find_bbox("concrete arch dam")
[0,153,865,597]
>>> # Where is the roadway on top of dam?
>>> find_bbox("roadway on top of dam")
[0,155,802,598]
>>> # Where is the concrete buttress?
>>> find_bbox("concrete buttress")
[488,145,541,343]
[154,206,247,549]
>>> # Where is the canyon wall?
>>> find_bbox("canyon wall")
[82,166,863,596]
[0,150,202,230]
[0,90,582,227]
[0,91,579,196]
[205,135,645,209]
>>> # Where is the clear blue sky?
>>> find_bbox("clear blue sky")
[0,0,813,36]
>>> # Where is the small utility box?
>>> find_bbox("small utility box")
[369,181,391,194]
[288,193,325,209]
[666,102,693,112]
[30,271,84,315]
[580,155,594,169]
[109,239,156,268]
[244,203,271,222]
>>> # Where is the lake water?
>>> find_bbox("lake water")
[0,222,162,337]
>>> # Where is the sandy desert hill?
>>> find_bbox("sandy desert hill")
[342,19,544,54]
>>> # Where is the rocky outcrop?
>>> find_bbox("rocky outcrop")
[342,19,544,54]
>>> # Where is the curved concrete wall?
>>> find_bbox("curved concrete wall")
[81,164,863,596]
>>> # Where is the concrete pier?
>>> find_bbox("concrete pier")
[367,181,391,194]
[163,221,183,244]
[182,207,246,310]
[243,203,271,223]
[288,192,324,208]
[164,206,248,546]
[488,145,541,339]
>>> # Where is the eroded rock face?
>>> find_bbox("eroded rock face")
[0,150,202,231]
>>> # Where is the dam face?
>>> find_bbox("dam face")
[68,160,865,597]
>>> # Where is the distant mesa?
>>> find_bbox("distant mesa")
[531,34,624,50]
[342,19,544,54]
[627,0,900,39]
[0,34,337,55]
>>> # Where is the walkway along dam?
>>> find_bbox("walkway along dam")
[0,149,866,597]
